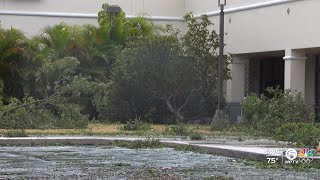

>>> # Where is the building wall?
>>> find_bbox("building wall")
[209,0,320,54]
[2,16,97,36]
[0,0,185,16]
[185,0,271,14]
[0,0,185,36]
[2,0,101,14]
[2,0,319,53]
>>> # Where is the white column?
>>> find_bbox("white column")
[226,57,246,122]
[283,50,307,95]
[226,57,246,103]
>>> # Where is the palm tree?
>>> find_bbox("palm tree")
[37,23,81,59]
[0,28,29,102]
[34,23,112,81]
[78,24,114,81]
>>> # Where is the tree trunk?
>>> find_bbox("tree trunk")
[166,98,184,124]
[164,87,201,124]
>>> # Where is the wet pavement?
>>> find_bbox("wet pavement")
[0,136,299,161]
[0,146,319,179]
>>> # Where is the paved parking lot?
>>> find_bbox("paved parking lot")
[0,146,319,179]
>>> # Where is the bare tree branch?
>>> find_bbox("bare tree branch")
[0,94,57,119]
[177,86,202,113]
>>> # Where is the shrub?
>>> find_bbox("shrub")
[190,133,203,140]
[240,94,268,129]
[53,103,88,129]
[211,112,229,131]
[122,118,151,131]
[241,88,314,135]
[174,145,202,153]
[170,124,194,136]
[274,123,320,146]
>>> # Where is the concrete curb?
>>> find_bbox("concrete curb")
[161,141,267,161]
[0,137,145,146]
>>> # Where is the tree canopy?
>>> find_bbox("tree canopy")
[106,14,229,123]
[0,4,229,129]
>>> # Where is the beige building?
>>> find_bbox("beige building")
[1,0,319,121]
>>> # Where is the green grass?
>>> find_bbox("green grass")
[174,145,204,153]
[3,129,28,137]
[0,123,257,138]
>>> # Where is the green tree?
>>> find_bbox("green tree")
[0,3,160,127]
[36,23,81,59]
[98,3,156,44]
[0,28,29,102]
[108,17,223,123]
[106,35,193,123]
[105,14,225,123]
[182,13,231,113]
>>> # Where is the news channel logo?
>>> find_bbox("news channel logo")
[266,148,316,164]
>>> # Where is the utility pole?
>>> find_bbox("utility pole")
[215,0,226,119]
[105,5,122,41]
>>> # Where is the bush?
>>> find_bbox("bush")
[53,103,89,129]
[211,112,229,131]
[274,123,320,146]
[239,94,268,128]
[170,124,194,136]
[190,133,203,140]
[241,88,314,135]
[122,118,151,131]
[174,145,202,153]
